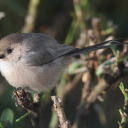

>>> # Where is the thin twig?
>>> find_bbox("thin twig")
[22,0,40,33]
[92,18,101,43]
[51,96,71,128]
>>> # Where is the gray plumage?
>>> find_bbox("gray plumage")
[21,33,75,66]
[0,33,125,92]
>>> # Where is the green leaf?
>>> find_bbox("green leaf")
[119,54,128,62]
[96,64,103,76]
[1,108,14,124]
[119,109,123,116]
[117,121,121,125]
[11,112,30,128]
[124,89,128,101]
[111,47,119,64]
[0,120,7,128]
[68,61,83,75]
[65,20,78,44]
[119,82,125,95]
[103,28,114,35]
[42,94,47,100]
[96,60,115,76]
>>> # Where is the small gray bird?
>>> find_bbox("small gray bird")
[0,33,124,92]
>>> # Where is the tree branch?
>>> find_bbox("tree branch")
[13,88,42,128]
[51,96,71,128]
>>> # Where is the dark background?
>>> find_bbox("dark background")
[0,0,128,128]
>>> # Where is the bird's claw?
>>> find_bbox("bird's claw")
[15,99,19,107]
[12,94,16,99]
[13,87,30,108]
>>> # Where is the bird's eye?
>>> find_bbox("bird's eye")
[7,48,13,54]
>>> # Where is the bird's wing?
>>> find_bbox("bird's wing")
[21,33,75,66]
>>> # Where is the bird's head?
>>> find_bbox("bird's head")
[0,34,23,62]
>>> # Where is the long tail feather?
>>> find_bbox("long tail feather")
[66,38,128,57]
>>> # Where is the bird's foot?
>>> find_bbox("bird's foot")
[13,87,32,108]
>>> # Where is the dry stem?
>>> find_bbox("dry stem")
[51,96,71,128]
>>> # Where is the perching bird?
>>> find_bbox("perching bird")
[0,33,125,92]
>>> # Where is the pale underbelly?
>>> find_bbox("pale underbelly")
[0,57,70,92]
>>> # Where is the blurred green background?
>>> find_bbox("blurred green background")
[0,0,128,128]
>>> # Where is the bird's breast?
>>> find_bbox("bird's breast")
[0,57,70,92]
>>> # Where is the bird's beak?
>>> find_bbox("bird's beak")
[0,54,4,59]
